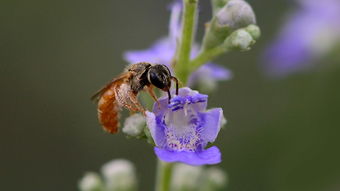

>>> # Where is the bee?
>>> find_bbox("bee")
[91,62,179,134]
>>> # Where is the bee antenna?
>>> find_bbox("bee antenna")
[171,76,179,95]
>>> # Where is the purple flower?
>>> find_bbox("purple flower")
[264,0,340,77]
[146,88,224,166]
[124,1,231,86]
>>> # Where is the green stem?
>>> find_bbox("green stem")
[175,0,198,85]
[155,160,174,191]
[190,45,229,72]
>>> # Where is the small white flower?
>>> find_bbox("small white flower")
[78,172,103,191]
[101,159,137,191]
[206,167,228,187]
[122,113,146,137]
[171,163,203,190]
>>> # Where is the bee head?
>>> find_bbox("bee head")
[147,64,172,91]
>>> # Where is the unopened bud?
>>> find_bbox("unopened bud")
[206,167,228,188]
[171,163,203,190]
[101,159,137,191]
[78,172,104,191]
[245,24,261,40]
[122,113,146,137]
[202,0,256,50]
[211,0,229,14]
[216,0,256,30]
[198,167,228,190]
[224,28,254,51]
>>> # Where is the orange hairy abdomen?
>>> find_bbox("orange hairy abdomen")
[97,86,120,134]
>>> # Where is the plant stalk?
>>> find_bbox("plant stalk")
[155,160,174,191]
[175,0,198,85]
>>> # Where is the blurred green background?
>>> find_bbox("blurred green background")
[1,0,340,190]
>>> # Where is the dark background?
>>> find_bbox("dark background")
[1,0,340,190]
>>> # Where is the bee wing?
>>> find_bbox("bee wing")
[91,72,130,102]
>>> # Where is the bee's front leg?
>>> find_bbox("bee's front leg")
[145,85,161,109]
[127,91,146,115]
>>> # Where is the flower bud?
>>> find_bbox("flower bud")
[211,0,229,14]
[122,113,146,137]
[202,0,256,50]
[245,24,261,40]
[216,0,256,30]
[205,167,228,189]
[78,172,104,191]
[224,28,254,51]
[101,159,137,191]
[171,163,203,190]
[197,167,228,190]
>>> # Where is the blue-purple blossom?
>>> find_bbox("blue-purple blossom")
[264,0,340,76]
[124,1,231,87]
[146,87,224,166]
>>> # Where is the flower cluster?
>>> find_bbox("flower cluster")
[83,0,260,190]
[79,159,137,191]
[124,0,258,167]
[120,0,259,166]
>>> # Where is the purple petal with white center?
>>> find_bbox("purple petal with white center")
[146,87,224,165]
[155,146,221,166]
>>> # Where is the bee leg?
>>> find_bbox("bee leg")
[129,110,137,115]
[125,102,145,116]
[128,92,146,115]
[171,76,179,95]
[167,89,171,104]
[146,86,160,109]
[122,102,139,114]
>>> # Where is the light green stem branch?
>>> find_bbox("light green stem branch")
[190,45,229,72]
[155,160,174,191]
[175,0,198,85]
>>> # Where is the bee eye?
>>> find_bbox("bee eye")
[149,71,167,89]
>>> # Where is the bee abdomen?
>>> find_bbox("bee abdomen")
[97,87,120,134]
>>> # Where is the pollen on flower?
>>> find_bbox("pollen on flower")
[165,124,201,151]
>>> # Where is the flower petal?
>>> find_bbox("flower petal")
[168,1,182,42]
[154,87,208,113]
[154,146,221,166]
[200,108,224,144]
[188,64,232,90]
[263,0,340,77]
[146,111,166,147]
[123,38,175,66]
